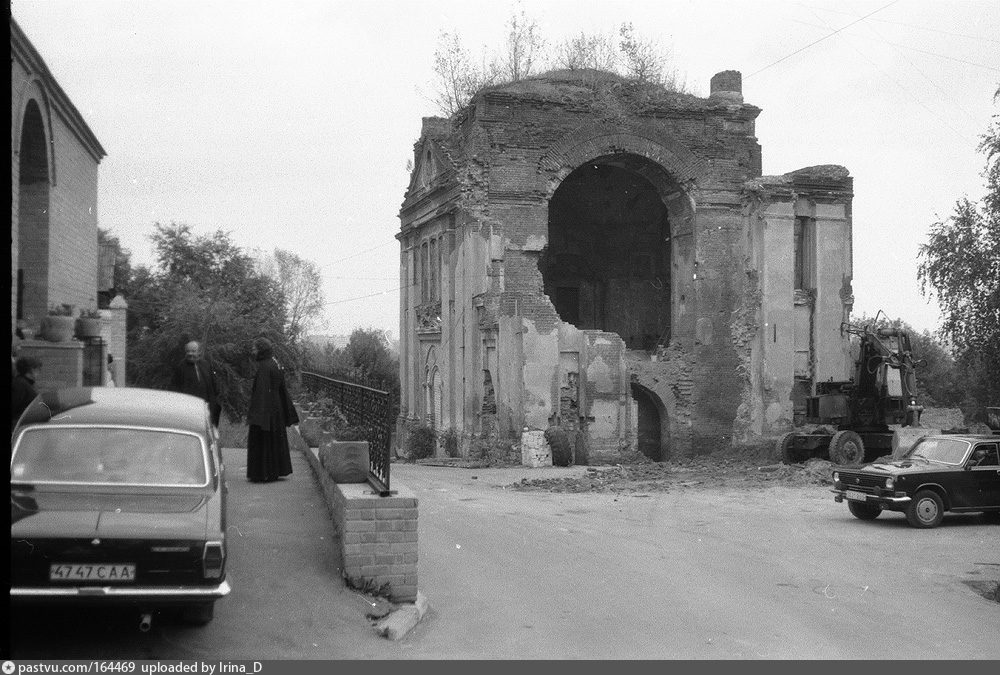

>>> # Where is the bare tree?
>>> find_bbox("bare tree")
[553,31,619,72]
[430,30,500,117]
[256,248,325,348]
[428,15,690,117]
[618,22,665,84]
[499,8,546,82]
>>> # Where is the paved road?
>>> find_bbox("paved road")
[9,454,999,660]
[389,464,1000,659]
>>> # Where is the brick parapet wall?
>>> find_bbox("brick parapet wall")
[17,339,84,390]
[303,445,419,603]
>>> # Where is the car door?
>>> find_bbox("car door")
[968,442,1000,507]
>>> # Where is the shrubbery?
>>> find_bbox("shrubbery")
[407,425,437,460]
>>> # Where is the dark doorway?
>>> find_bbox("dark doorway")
[632,384,664,461]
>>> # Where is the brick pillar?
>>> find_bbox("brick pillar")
[101,294,128,386]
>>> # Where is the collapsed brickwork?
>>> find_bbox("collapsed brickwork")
[397,69,854,463]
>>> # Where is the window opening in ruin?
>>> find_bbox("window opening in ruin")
[543,158,672,350]
[421,241,429,302]
[794,216,816,290]
[429,238,438,301]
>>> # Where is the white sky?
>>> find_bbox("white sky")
[11,0,1000,339]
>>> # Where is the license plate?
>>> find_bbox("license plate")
[49,564,136,582]
[845,490,868,502]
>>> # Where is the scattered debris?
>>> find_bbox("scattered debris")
[507,455,837,493]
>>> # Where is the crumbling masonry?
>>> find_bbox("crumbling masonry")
[397,69,854,463]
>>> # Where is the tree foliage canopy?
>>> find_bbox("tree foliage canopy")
[126,223,289,420]
[917,94,1000,418]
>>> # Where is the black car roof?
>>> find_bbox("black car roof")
[14,387,210,435]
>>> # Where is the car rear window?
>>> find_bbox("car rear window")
[11,427,208,486]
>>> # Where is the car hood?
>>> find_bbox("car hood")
[859,459,957,476]
[10,488,211,539]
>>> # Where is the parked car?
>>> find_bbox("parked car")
[10,387,230,629]
[831,434,1000,528]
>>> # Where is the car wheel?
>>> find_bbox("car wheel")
[778,432,801,464]
[906,490,944,528]
[829,430,865,465]
[180,602,215,626]
[848,500,882,520]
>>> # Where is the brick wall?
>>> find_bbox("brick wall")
[304,445,419,603]
[18,340,84,390]
[11,20,104,332]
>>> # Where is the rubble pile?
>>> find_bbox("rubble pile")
[508,456,837,493]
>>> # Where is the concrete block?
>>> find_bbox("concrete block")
[374,605,420,640]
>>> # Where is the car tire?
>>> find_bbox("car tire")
[906,489,945,528]
[829,430,865,465]
[778,432,801,464]
[848,500,882,520]
[180,602,215,626]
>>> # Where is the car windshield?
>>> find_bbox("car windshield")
[905,437,971,465]
[10,427,208,487]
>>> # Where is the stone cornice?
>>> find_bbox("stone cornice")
[11,17,107,163]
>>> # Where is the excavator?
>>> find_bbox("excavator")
[778,311,925,465]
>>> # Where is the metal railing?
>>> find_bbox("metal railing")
[300,371,393,496]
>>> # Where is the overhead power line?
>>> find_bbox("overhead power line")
[747,0,899,78]
[801,3,1000,43]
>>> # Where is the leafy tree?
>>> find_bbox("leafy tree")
[256,248,325,358]
[343,328,398,390]
[917,94,1000,421]
[499,7,545,82]
[126,223,289,420]
[304,328,400,420]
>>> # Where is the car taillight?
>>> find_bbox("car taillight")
[203,540,225,579]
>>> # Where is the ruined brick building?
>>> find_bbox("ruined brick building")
[397,69,854,462]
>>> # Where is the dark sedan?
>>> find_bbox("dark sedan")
[10,387,230,628]
[832,434,1000,528]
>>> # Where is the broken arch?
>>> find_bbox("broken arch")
[541,152,689,351]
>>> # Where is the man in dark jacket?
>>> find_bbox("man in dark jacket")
[11,356,41,428]
[170,340,222,427]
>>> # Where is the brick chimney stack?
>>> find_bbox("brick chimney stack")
[709,71,743,103]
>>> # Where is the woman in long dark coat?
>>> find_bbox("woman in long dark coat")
[246,337,299,482]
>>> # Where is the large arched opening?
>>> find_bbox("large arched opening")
[541,153,680,350]
[17,99,51,323]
